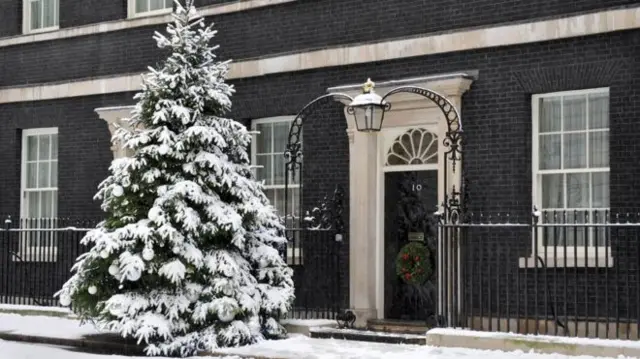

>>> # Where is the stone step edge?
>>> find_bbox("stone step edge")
[425,329,640,358]
[309,327,427,345]
[0,331,281,359]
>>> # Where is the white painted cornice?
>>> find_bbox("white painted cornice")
[327,73,476,110]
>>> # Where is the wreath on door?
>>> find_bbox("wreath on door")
[396,241,433,285]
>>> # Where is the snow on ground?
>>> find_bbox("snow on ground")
[0,340,240,359]
[0,311,634,359]
[215,335,635,359]
[0,312,105,338]
[430,328,640,349]
[0,337,633,359]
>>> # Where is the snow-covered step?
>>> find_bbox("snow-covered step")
[309,326,426,345]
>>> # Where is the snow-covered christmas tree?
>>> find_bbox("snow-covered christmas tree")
[55,1,295,356]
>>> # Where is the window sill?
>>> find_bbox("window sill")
[518,254,614,268]
[23,25,60,35]
[11,248,58,263]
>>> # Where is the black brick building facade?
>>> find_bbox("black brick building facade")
[0,0,638,333]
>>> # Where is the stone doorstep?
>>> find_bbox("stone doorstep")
[425,330,640,358]
[309,327,427,345]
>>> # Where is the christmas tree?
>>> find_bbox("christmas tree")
[55,1,295,356]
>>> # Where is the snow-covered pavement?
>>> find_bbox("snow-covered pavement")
[0,310,635,359]
[0,340,242,359]
[1,337,636,359]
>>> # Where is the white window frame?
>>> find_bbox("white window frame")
[250,116,302,265]
[128,0,173,19]
[19,127,59,262]
[22,0,59,34]
[523,87,613,268]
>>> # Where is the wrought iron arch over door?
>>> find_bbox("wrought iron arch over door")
[282,93,350,323]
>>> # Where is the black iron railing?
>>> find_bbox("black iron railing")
[439,210,640,340]
[0,217,347,321]
[0,217,95,306]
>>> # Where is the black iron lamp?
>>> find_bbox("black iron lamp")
[347,78,391,132]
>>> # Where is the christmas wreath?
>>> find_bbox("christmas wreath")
[395,241,433,285]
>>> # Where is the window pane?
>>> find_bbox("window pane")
[563,95,587,131]
[273,121,290,153]
[566,173,589,208]
[263,188,275,206]
[288,167,301,185]
[41,191,53,218]
[592,172,609,208]
[274,188,286,216]
[541,174,563,209]
[42,0,56,28]
[165,0,173,8]
[149,0,167,11]
[565,211,587,246]
[255,155,271,185]
[30,0,42,30]
[255,124,271,154]
[539,134,561,170]
[38,162,50,188]
[563,133,586,169]
[51,161,58,187]
[589,131,609,168]
[52,191,58,218]
[588,93,609,129]
[273,156,286,185]
[39,135,51,160]
[27,136,38,161]
[27,192,40,218]
[27,163,38,188]
[539,97,561,133]
[51,134,58,160]
[136,0,147,13]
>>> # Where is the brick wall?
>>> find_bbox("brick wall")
[0,28,637,315]
[1,0,636,86]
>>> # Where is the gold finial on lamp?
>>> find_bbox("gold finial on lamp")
[362,78,375,93]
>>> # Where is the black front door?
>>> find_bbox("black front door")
[384,170,438,324]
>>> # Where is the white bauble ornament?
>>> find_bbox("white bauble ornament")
[218,309,235,323]
[158,144,169,155]
[142,248,154,261]
[88,286,97,295]
[148,207,162,222]
[108,264,119,276]
[112,185,124,197]
[127,269,142,281]
[115,272,122,281]
[100,250,109,259]
[186,291,199,303]
[172,246,180,254]
[59,294,71,307]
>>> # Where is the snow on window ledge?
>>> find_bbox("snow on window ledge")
[518,252,613,269]
[23,25,60,36]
